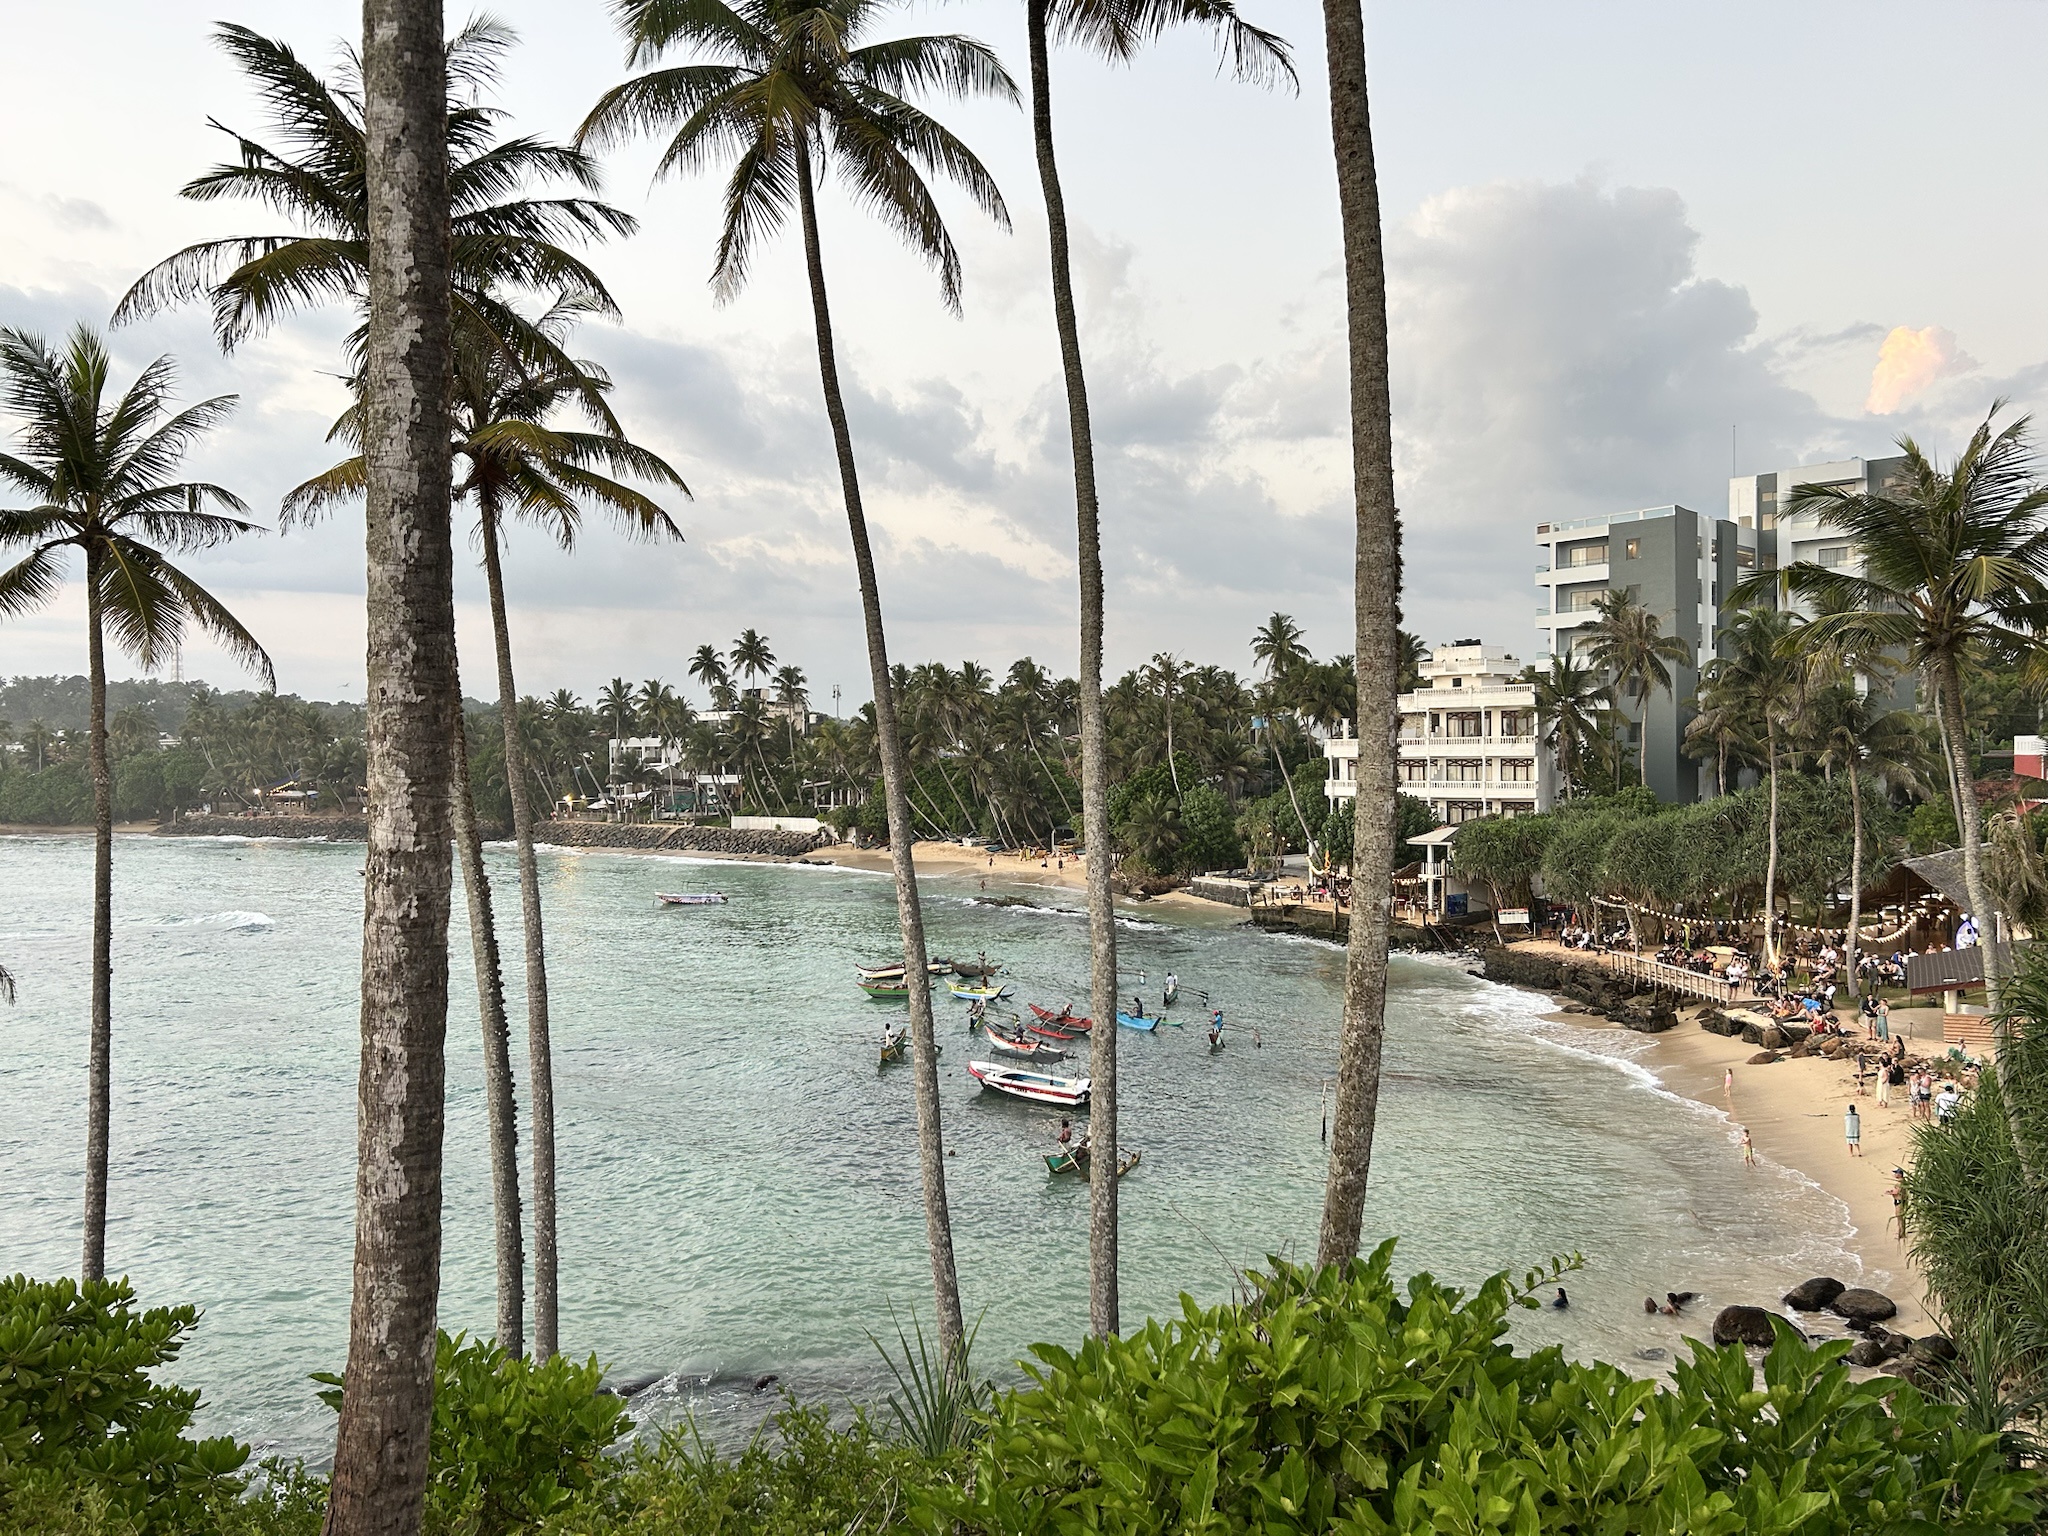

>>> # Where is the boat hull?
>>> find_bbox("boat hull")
[656,892,727,905]
[984,1024,1062,1061]
[967,1060,1090,1107]
[1027,1004,1092,1032]
[1115,1011,1158,1032]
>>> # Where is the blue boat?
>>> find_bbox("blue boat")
[1115,1011,1157,1032]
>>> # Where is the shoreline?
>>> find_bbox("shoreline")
[1494,949,1932,1335]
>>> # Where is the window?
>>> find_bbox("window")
[1562,540,1608,567]
[1448,760,1483,782]
[1818,544,1852,567]
[1499,760,1533,783]
[1446,712,1484,738]
[1736,548,1755,569]
[1497,710,1533,738]
[1451,676,1463,687]
[1564,588,1604,612]
[1401,761,1427,784]
[1447,801,1486,824]
[1624,538,1640,560]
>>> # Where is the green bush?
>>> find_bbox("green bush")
[540,1403,941,1536]
[925,1244,2042,1536]
[316,1333,629,1535]
[0,1276,250,1532]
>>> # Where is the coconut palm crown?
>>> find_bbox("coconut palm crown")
[115,18,633,366]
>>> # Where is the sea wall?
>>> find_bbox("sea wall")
[156,815,834,860]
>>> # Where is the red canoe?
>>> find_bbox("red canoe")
[1029,1003,1094,1032]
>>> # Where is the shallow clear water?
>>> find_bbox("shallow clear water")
[0,832,1866,1458]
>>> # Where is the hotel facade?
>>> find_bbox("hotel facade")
[1324,642,1555,825]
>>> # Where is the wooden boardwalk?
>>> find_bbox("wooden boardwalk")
[1590,951,1746,1006]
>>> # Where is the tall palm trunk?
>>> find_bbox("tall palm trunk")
[1843,766,1864,1004]
[794,135,964,1359]
[1762,724,1780,964]
[1026,0,1119,1333]
[326,1,457,1529]
[1315,0,1400,1267]
[1637,694,1649,787]
[478,506,561,1361]
[82,545,113,1282]
[1164,701,1180,797]
[450,703,524,1356]
[1936,659,2037,1181]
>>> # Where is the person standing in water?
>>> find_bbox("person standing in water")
[1740,1127,1757,1167]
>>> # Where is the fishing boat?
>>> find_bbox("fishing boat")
[656,892,727,906]
[953,958,1003,979]
[1115,1010,1159,1032]
[1163,979,1180,1006]
[948,980,1013,1001]
[983,1023,1063,1061]
[1044,1144,1141,1178]
[1028,1004,1093,1031]
[966,1060,1090,1107]
[860,977,926,1000]
[1022,1018,1080,1042]
[856,960,907,982]
[880,1030,943,1065]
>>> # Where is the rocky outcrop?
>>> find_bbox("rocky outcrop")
[1783,1277,1846,1312]
[1712,1305,1782,1347]
[158,813,376,841]
[1909,1334,1957,1366]
[1829,1287,1898,1327]
[1478,948,1684,1025]
[159,814,834,859]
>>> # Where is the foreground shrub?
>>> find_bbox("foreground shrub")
[0,1275,249,1532]
[539,1402,942,1536]
[317,1332,629,1535]
[930,1244,2043,1535]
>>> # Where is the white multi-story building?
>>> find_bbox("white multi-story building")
[1324,643,1554,826]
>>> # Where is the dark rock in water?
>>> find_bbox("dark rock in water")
[1877,1329,1913,1360]
[1879,1356,1928,1387]
[1909,1334,1958,1365]
[1634,1346,1668,1361]
[1847,1337,1888,1368]
[1830,1287,1898,1325]
[601,1371,667,1398]
[1747,1050,1782,1065]
[1783,1277,1846,1311]
[753,1373,780,1392]
[1712,1305,1780,1347]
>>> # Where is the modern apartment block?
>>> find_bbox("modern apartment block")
[1324,643,1554,825]
[1533,453,1911,803]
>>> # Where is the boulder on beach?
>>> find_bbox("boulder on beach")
[1702,1012,1745,1038]
[1712,1305,1781,1347]
[1783,1277,1846,1311]
[1909,1334,1958,1366]
[1846,1336,1888,1368]
[1747,1050,1782,1065]
[1830,1287,1898,1326]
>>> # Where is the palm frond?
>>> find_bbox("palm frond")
[0,544,70,618]
[280,457,368,526]
[849,34,1020,107]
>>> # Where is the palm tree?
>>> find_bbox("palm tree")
[1141,651,1190,796]
[1682,667,1755,799]
[1740,406,2048,1019]
[287,301,687,1362]
[688,644,729,706]
[1314,0,1403,1269]
[321,3,457,1525]
[731,628,776,692]
[1396,628,1428,693]
[1708,606,1803,962]
[115,19,632,369]
[1251,611,1310,680]
[581,0,1014,1363]
[773,663,810,758]
[599,677,636,743]
[1522,653,1612,798]
[0,326,273,1283]
[1806,682,1930,998]
[1022,0,1287,1335]
[1582,587,1691,790]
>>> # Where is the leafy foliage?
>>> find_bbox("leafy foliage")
[0,1277,249,1532]
[927,1246,2042,1536]
[315,1332,629,1536]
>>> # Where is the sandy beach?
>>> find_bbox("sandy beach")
[1536,988,1936,1335]
[826,838,1223,917]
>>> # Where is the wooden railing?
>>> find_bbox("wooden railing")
[1606,951,1743,1005]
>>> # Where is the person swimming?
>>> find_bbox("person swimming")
[1551,1287,1569,1310]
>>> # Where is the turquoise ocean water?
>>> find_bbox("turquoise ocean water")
[0,832,1868,1458]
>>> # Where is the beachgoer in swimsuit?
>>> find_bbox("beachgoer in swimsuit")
[1844,1103,1862,1156]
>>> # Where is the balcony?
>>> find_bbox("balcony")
[1396,731,1539,748]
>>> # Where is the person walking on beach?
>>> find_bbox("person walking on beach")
[1890,1167,1907,1240]
[1724,1066,1733,1096]
[1876,1056,1892,1107]
[1740,1126,1756,1168]
[1844,1102,1862,1157]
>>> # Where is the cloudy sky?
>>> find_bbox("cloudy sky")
[4,0,2046,707]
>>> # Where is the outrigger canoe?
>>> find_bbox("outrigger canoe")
[656,892,726,905]
[1028,1004,1093,1032]
[1022,1018,1080,1042]
[966,1060,1090,1107]
[1115,1011,1158,1032]
[861,976,932,1000]
[879,1030,943,1065]
[948,980,1013,1001]
[983,1023,1063,1061]
[1044,1145,1141,1178]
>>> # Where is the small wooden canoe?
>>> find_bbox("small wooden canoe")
[953,958,1003,978]
[948,981,1013,1001]
[657,892,727,905]
[984,1023,1063,1061]
[861,978,919,1000]
[1044,1144,1141,1177]
[856,960,908,981]
[1028,1004,1093,1031]
[967,1060,1090,1107]
[1115,1011,1158,1032]
[1022,1019,1080,1042]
